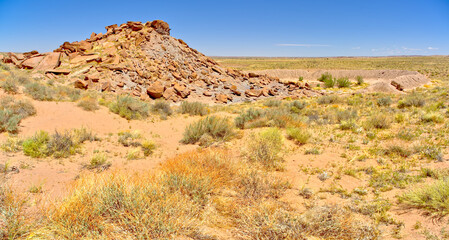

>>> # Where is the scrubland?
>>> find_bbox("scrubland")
[1,56,449,239]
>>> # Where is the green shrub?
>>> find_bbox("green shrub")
[340,120,357,130]
[0,78,18,94]
[151,100,173,118]
[288,100,306,113]
[377,97,392,107]
[419,145,443,161]
[22,129,96,158]
[22,131,50,158]
[87,153,109,170]
[318,72,332,82]
[317,95,340,105]
[1,137,22,152]
[399,179,449,216]
[365,114,391,129]
[235,108,264,129]
[421,112,444,123]
[182,116,235,145]
[398,93,426,108]
[247,128,284,170]
[179,101,208,116]
[141,140,156,156]
[118,131,142,147]
[286,128,311,145]
[0,96,36,133]
[298,76,304,81]
[356,76,364,85]
[323,77,336,88]
[24,82,55,101]
[264,99,282,107]
[109,95,149,120]
[336,77,350,88]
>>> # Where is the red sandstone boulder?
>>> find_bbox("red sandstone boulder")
[151,20,170,35]
[147,81,165,98]
[35,52,61,71]
[21,56,45,69]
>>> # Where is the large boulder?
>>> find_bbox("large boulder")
[35,52,61,71]
[150,20,170,35]
[147,81,165,98]
[21,56,45,69]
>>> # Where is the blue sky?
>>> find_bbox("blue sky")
[0,0,448,57]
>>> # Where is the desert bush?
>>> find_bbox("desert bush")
[340,120,357,130]
[377,97,392,107]
[317,95,340,105]
[336,77,351,88]
[356,75,364,85]
[24,82,55,101]
[77,97,99,111]
[151,100,173,118]
[23,129,96,158]
[0,96,36,133]
[421,112,444,123]
[397,129,417,141]
[418,145,443,161]
[109,95,149,120]
[335,109,358,123]
[323,77,336,88]
[239,171,289,200]
[0,186,33,239]
[318,72,333,82]
[54,85,81,101]
[87,152,109,170]
[247,128,284,170]
[141,140,156,156]
[399,179,449,216]
[264,99,282,107]
[288,100,306,113]
[182,116,235,145]
[118,131,142,147]
[0,78,18,94]
[22,131,50,158]
[179,101,208,116]
[365,114,391,129]
[286,127,311,145]
[398,93,426,108]
[1,137,22,152]
[235,108,264,129]
[298,76,304,81]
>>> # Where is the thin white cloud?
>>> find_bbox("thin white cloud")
[276,43,330,47]
[352,46,361,50]
[402,47,422,51]
[427,47,439,50]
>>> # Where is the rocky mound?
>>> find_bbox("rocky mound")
[2,20,322,103]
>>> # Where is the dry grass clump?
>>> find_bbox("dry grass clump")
[24,82,56,101]
[365,114,392,129]
[151,100,173,119]
[0,96,36,133]
[235,107,301,129]
[109,95,149,120]
[247,128,284,170]
[118,131,156,156]
[399,179,449,217]
[286,127,311,145]
[397,92,426,108]
[0,78,19,94]
[235,203,379,239]
[179,101,208,116]
[181,115,235,146]
[0,185,34,239]
[77,96,99,111]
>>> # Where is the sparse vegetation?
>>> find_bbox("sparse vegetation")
[286,127,311,145]
[0,96,36,133]
[247,128,284,170]
[182,116,235,145]
[337,77,351,88]
[109,95,149,120]
[77,96,99,111]
[151,100,173,118]
[179,101,208,116]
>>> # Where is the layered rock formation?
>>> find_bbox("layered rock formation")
[2,20,322,103]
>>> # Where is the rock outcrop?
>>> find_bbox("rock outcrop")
[2,20,322,103]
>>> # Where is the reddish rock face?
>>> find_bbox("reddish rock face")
[147,81,165,99]
[35,52,61,71]
[245,89,262,97]
[216,94,230,103]
[21,56,45,69]
[150,20,170,35]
